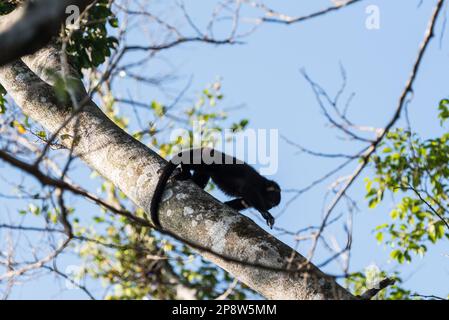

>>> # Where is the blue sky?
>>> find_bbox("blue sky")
[1,0,449,299]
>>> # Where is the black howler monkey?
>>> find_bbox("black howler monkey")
[150,148,281,229]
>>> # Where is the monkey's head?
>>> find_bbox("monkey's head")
[263,180,281,209]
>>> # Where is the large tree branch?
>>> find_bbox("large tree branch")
[0,44,354,299]
[0,0,94,67]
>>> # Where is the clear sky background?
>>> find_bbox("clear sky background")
[1,0,449,299]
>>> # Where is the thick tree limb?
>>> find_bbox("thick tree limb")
[0,0,94,67]
[0,44,355,299]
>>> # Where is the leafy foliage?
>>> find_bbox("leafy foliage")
[345,271,411,300]
[365,99,449,265]
[65,0,119,72]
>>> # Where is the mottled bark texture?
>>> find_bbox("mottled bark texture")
[0,43,354,299]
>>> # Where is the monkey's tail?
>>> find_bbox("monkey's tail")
[150,161,178,229]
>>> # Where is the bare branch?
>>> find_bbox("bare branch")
[0,237,71,281]
[246,0,363,25]
[308,0,446,259]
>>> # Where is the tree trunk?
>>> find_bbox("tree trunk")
[0,43,354,300]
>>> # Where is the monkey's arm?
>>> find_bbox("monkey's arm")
[224,198,249,211]
[246,190,276,229]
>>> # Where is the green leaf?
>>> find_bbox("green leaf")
[428,224,437,243]
[391,250,405,264]
[108,17,119,28]
[151,101,166,117]
[375,232,384,242]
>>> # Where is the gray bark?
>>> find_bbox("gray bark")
[0,43,354,299]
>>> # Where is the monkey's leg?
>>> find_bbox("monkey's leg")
[224,198,249,211]
[191,171,211,189]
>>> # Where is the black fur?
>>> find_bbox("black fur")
[150,148,281,229]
